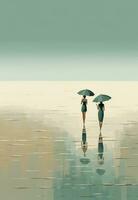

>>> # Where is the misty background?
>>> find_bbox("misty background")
[0,0,138,80]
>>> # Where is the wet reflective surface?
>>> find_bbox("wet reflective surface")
[0,82,138,200]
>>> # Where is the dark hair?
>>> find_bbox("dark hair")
[83,95,86,98]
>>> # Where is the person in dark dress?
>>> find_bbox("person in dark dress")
[81,95,88,125]
[97,102,105,130]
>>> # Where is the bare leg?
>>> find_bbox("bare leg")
[82,112,86,125]
[99,131,102,136]
[99,122,103,130]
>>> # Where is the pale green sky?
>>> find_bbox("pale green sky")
[0,0,138,80]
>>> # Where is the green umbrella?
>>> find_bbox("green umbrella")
[77,89,95,96]
[96,168,105,175]
[93,94,111,102]
[80,158,90,164]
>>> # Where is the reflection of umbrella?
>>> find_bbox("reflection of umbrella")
[78,89,95,96]
[96,168,105,175]
[80,158,90,164]
[93,94,111,102]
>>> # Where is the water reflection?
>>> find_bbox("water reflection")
[97,132,104,164]
[81,127,88,157]
[96,132,105,175]
[0,108,138,200]
[80,127,90,164]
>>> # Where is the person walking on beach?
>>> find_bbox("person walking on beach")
[78,89,95,125]
[97,102,105,130]
[81,95,87,125]
[93,94,111,130]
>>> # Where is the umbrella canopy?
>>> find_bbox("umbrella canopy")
[77,89,95,96]
[80,158,90,164]
[93,94,111,102]
[96,168,105,175]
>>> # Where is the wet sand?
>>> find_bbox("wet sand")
[0,81,138,200]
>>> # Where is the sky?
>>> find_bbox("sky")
[0,0,138,80]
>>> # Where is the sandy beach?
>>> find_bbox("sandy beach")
[0,81,138,200]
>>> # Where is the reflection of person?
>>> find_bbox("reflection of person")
[81,95,87,125]
[97,102,105,130]
[81,128,88,156]
[98,133,104,164]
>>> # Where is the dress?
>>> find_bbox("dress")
[98,142,104,159]
[98,103,104,122]
[82,132,86,144]
[81,100,87,112]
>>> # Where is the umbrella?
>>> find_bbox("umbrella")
[80,158,90,164]
[93,94,111,102]
[77,89,95,96]
[96,168,105,175]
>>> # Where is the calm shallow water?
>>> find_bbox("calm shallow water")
[0,81,138,200]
